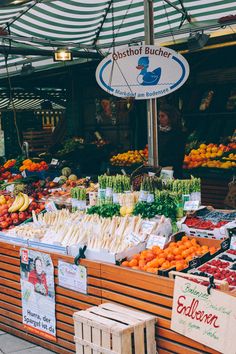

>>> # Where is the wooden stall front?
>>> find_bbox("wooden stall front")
[0,241,221,354]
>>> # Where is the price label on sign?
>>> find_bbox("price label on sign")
[53,177,60,183]
[45,201,57,212]
[58,260,87,294]
[146,234,167,249]
[125,232,141,246]
[184,200,200,211]
[230,236,236,250]
[6,184,14,193]
[50,158,59,165]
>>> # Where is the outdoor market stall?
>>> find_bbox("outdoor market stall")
[0,1,236,354]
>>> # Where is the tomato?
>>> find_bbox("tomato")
[0,221,9,229]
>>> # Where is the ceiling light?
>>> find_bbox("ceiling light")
[53,48,73,62]
[188,32,210,51]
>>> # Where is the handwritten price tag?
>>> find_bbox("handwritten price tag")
[45,201,57,212]
[146,234,167,249]
[184,200,200,211]
[124,232,141,246]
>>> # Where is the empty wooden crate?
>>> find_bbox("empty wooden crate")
[73,303,157,354]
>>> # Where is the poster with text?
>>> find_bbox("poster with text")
[171,276,236,353]
[20,248,56,341]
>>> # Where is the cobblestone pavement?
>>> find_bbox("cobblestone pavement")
[0,331,54,354]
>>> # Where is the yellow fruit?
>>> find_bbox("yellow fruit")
[120,206,127,216]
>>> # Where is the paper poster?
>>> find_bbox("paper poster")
[20,248,56,341]
[58,260,87,294]
[171,276,236,353]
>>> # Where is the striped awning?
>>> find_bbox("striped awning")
[0,0,235,77]
[0,88,66,110]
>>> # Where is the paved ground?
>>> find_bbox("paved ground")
[0,331,54,354]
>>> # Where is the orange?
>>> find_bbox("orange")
[161,261,171,269]
[152,246,161,255]
[139,260,146,268]
[128,259,138,267]
[131,266,140,270]
[169,242,176,248]
[132,254,140,260]
[158,253,167,259]
[146,252,155,262]
[209,246,216,255]
[146,267,158,273]
[185,241,192,248]
[173,247,182,256]
[176,263,186,271]
[166,254,174,261]
[182,250,190,258]
[121,261,129,267]
[158,258,166,266]
[175,255,183,261]
[182,236,189,242]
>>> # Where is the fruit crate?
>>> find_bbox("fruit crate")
[188,249,236,291]
[73,303,156,354]
[178,208,236,240]
[158,232,230,277]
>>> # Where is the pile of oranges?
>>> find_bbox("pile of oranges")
[110,146,148,166]
[3,159,16,170]
[19,159,48,172]
[184,143,236,169]
[121,235,217,274]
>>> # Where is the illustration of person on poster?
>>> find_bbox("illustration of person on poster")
[20,248,56,341]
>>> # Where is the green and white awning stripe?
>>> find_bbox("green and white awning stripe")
[0,98,65,110]
[0,0,235,76]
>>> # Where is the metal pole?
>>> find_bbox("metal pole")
[144,0,158,167]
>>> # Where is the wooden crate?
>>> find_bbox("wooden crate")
[73,303,156,354]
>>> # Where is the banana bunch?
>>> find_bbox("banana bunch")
[8,193,30,213]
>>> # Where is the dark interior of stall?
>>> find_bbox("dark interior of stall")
[0,42,235,176]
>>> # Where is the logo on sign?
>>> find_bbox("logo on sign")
[21,249,29,264]
[96,45,189,100]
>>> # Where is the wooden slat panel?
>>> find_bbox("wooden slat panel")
[102,289,171,319]
[101,263,174,296]
[101,279,172,308]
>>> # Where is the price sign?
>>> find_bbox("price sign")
[146,234,167,249]
[53,177,61,183]
[50,158,59,165]
[58,260,87,294]
[45,201,57,212]
[21,171,27,178]
[230,236,236,250]
[171,276,236,354]
[184,200,200,211]
[6,184,14,193]
[125,232,141,246]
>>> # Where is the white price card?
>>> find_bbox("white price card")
[124,232,141,246]
[146,234,167,249]
[45,201,57,212]
[58,260,87,294]
[53,177,61,183]
[230,235,236,250]
[50,158,59,165]
[6,184,14,193]
[184,200,200,211]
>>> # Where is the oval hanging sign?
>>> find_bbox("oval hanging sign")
[96,45,189,100]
